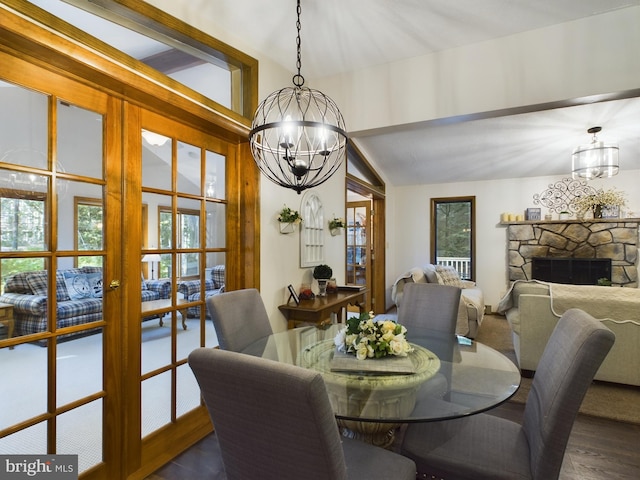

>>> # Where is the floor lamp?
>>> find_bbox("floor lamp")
[142,254,162,280]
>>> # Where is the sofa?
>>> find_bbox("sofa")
[0,267,171,338]
[391,264,485,338]
[177,265,225,317]
[497,280,640,386]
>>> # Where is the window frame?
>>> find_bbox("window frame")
[430,196,476,281]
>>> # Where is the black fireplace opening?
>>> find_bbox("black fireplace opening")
[531,257,612,285]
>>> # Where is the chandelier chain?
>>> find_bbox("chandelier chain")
[293,0,304,87]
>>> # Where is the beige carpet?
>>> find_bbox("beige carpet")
[476,314,640,425]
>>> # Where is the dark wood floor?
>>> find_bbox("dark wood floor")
[146,402,640,480]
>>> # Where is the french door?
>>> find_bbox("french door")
[0,51,123,478]
[0,50,230,479]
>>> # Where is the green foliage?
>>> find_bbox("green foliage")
[313,264,332,279]
[277,205,301,223]
[435,202,471,257]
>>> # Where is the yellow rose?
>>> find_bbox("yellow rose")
[356,345,368,360]
[381,320,397,334]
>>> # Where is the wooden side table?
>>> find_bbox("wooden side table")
[0,302,15,349]
[278,288,368,329]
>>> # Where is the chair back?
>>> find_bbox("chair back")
[398,282,461,335]
[523,308,615,480]
[206,288,272,352]
[188,347,349,480]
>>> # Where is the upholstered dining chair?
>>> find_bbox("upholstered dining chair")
[206,288,272,352]
[400,308,615,480]
[188,347,417,480]
[397,282,461,335]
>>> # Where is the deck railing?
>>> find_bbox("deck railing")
[436,257,471,279]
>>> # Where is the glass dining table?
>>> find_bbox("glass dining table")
[241,323,521,448]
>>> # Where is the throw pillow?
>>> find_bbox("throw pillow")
[435,265,465,288]
[85,272,103,298]
[409,267,427,283]
[423,263,438,283]
[63,272,94,301]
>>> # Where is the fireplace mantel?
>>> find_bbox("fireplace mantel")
[500,217,640,226]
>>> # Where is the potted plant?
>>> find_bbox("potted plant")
[574,188,627,219]
[313,264,333,296]
[277,205,301,234]
[328,216,346,236]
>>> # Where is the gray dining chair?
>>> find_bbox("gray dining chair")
[400,308,615,480]
[206,288,272,352]
[188,347,417,480]
[397,282,461,335]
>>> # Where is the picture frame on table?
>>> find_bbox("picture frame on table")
[287,284,300,305]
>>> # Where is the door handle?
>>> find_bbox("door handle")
[109,280,121,290]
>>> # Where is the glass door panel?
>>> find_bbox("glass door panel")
[346,202,371,287]
[139,107,227,449]
[0,74,112,476]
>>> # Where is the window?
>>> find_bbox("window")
[158,206,200,278]
[0,188,47,290]
[74,196,104,267]
[431,196,475,280]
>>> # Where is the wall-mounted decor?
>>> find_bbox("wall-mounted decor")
[329,215,345,236]
[277,205,301,234]
[300,192,324,267]
[532,178,596,214]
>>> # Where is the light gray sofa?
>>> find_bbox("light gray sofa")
[497,280,640,386]
[392,264,485,338]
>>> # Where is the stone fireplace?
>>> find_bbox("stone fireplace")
[506,219,639,287]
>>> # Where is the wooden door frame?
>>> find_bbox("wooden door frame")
[346,175,386,313]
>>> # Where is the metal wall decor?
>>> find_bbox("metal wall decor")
[533,178,597,214]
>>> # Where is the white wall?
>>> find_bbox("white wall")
[317,7,640,134]
[259,170,347,332]
[388,171,640,311]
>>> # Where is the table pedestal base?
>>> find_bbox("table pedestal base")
[337,419,401,450]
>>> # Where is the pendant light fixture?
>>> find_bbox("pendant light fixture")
[572,126,619,179]
[249,0,348,194]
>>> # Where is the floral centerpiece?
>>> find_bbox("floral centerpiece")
[573,188,626,218]
[334,312,413,360]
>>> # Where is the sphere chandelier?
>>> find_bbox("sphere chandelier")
[249,0,348,194]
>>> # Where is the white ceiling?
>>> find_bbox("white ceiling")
[39,0,640,185]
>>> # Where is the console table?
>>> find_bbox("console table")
[278,288,368,329]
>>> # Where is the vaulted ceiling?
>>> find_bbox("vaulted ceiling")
[35,0,640,186]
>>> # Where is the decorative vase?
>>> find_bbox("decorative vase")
[279,222,296,234]
[592,205,603,219]
[317,279,329,296]
[330,227,341,236]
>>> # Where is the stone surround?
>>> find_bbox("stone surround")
[505,219,640,287]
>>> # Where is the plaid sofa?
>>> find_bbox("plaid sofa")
[0,267,171,338]
[177,265,225,317]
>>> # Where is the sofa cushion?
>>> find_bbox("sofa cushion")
[25,271,72,302]
[26,272,49,297]
[435,266,465,288]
